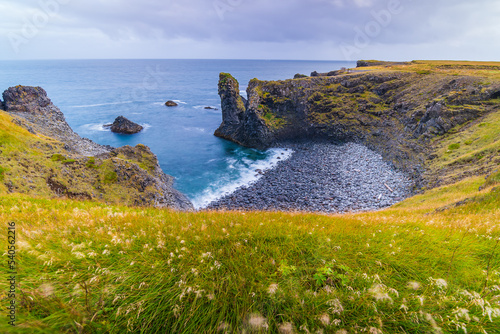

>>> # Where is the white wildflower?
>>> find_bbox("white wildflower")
[268,283,279,295]
[102,249,110,255]
[299,324,310,333]
[484,307,500,322]
[369,284,393,304]
[453,308,471,322]
[388,288,399,297]
[73,251,86,259]
[247,313,268,330]
[319,313,330,326]
[173,304,181,318]
[429,277,448,289]
[217,322,230,332]
[38,284,54,297]
[327,299,344,315]
[278,322,294,334]
[407,281,421,290]
[424,313,442,334]
[323,285,334,294]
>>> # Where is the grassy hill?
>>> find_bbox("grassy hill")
[1,61,500,333]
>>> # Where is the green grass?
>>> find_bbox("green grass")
[485,170,500,188]
[51,154,66,162]
[1,179,499,333]
[426,110,500,186]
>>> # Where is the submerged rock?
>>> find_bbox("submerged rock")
[165,100,178,107]
[109,116,143,134]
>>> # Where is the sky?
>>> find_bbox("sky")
[1,0,499,61]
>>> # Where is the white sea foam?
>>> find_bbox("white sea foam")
[182,126,206,133]
[70,101,134,108]
[81,123,111,132]
[193,105,220,111]
[81,122,150,132]
[191,148,294,209]
[172,100,187,104]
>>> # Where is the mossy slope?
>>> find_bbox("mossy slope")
[216,62,500,190]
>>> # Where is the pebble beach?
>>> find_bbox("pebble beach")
[207,141,414,213]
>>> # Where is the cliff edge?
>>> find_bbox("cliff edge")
[215,61,500,189]
[0,86,193,210]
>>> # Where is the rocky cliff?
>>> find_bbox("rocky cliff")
[0,86,193,210]
[215,62,500,187]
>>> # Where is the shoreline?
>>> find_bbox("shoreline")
[206,141,414,213]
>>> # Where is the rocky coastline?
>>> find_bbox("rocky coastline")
[207,141,412,213]
[210,61,500,212]
[0,85,193,210]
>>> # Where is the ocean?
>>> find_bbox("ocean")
[0,59,355,208]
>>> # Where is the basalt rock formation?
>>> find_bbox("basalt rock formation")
[0,86,193,210]
[215,63,500,188]
[108,116,143,134]
[165,100,178,107]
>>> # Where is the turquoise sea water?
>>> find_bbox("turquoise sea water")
[0,59,355,207]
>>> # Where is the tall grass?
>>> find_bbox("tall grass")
[1,183,499,333]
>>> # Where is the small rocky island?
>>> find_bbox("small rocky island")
[105,115,143,134]
[165,100,178,107]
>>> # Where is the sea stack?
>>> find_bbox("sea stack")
[109,116,143,134]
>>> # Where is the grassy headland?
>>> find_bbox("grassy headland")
[0,61,500,333]
[1,180,499,333]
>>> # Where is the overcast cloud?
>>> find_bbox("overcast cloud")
[1,0,499,60]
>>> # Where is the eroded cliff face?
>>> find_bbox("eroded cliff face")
[215,69,500,184]
[0,86,193,210]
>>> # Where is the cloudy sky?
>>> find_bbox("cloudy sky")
[1,0,499,61]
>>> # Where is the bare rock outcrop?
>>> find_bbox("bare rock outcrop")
[108,116,143,134]
[1,85,193,210]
